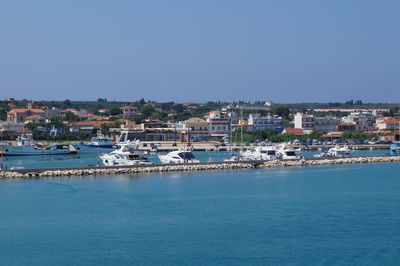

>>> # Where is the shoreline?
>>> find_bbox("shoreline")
[1,155,399,179]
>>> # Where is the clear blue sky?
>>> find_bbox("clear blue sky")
[1,0,399,103]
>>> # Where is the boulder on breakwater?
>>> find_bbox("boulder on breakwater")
[259,156,400,168]
[0,162,255,179]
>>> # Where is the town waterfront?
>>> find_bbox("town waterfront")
[1,162,400,265]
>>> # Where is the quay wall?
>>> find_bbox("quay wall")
[0,156,399,179]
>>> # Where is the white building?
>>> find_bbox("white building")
[341,112,377,131]
[120,106,139,117]
[314,116,340,133]
[247,114,283,131]
[294,113,339,133]
[294,113,315,130]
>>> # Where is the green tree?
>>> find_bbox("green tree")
[109,107,122,116]
[0,108,7,121]
[173,104,185,113]
[63,99,72,107]
[25,122,39,131]
[63,111,80,123]
[100,123,112,135]
[269,105,290,119]
[48,115,64,128]
[141,105,156,118]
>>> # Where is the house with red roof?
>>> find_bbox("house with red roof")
[377,119,399,130]
[7,103,46,123]
[24,115,46,124]
[120,106,139,117]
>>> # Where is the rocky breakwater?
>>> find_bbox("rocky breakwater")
[0,162,255,179]
[259,156,400,169]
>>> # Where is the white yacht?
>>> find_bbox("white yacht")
[240,145,280,161]
[158,150,200,164]
[277,144,303,160]
[314,144,352,158]
[100,145,152,166]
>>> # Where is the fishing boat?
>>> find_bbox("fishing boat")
[16,133,34,146]
[82,133,113,148]
[158,149,200,164]
[100,145,152,166]
[0,143,77,156]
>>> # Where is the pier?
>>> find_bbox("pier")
[0,155,399,179]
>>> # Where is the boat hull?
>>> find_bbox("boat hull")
[0,145,73,156]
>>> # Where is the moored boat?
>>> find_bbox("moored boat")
[101,152,152,166]
[277,144,303,160]
[81,133,114,148]
[158,150,200,164]
[0,143,77,156]
[240,145,280,161]
[313,144,353,158]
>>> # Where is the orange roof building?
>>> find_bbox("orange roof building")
[7,106,46,124]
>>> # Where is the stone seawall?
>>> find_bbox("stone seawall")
[0,156,399,179]
[259,156,400,168]
[0,162,255,179]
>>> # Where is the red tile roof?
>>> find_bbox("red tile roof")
[10,108,46,113]
[380,119,399,124]
[283,128,304,135]
[25,115,44,119]
[185,117,207,123]
[70,121,113,127]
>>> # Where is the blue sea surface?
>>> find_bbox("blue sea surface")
[1,162,400,265]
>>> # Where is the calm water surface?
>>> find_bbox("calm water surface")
[1,163,400,265]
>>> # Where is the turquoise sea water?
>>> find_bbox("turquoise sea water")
[1,162,400,265]
[0,149,389,169]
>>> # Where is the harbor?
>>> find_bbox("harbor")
[1,155,399,179]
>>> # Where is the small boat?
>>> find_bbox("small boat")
[100,145,152,166]
[224,152,244,162]
[390,143,400,151]
[158,150,200,164]
[389,143,400,155]
[313,151,330,158]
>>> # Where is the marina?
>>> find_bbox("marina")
[1,154,399,179]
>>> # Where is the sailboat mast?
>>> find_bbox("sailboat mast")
[240,107,243,152]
